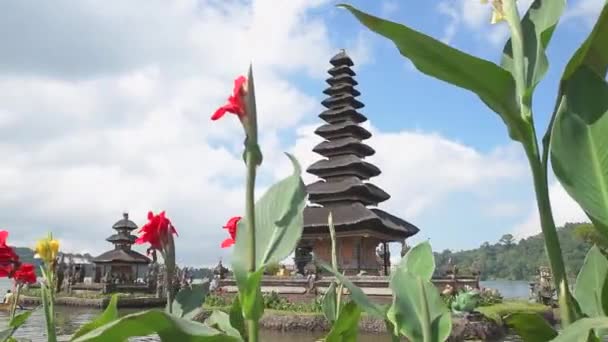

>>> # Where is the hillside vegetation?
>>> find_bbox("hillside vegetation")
[434,223,594,281]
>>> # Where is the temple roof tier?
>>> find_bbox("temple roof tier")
[323,83,361,97]
[307,177,390,206]
[303,203,418,240]
[328,65,356,77]
[106,234,137,244]
[112,213,138,231]
[319,106,367,124]
[329,50,354,67]
[314,121,371,140]
[326,74,358,86]
[92,249,150,264]
[321,94,364,109]
[307,155,381,180]
[313,137,375,158]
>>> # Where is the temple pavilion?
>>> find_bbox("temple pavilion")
[92,213,150,283]
[298,50,419,275]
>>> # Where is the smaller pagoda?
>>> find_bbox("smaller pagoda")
[93,213,150,283]
[299,50,419,276]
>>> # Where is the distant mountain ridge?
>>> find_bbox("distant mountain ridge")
[434,223,592,281]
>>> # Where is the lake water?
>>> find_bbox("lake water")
[0,279,530,341]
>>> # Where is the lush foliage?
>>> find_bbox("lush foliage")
[2,0,607,340]
[435,223,592,280]
[205,292,323,314]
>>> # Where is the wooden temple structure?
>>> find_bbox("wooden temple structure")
[92,213,150,283]
[296,50,419,275]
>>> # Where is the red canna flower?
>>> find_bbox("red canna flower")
[13,263,37,285]
[0,230,19,277]
[211,76,247,121]
[135,211,178,252]
[221,216,241,248]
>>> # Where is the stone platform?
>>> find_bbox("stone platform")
[218,275,479,304]
[20,295,166,309]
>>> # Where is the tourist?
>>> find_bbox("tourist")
[3,290,13,304]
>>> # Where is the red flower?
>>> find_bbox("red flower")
[211,76,247,121]
[135,211,178,251]
[13,263,37,285]
[0,230,19,277]
[221,216,241,248]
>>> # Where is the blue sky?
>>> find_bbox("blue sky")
[0,0,600,266]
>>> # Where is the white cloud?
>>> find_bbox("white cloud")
[512,182,588,239]
[279,123,526,219]
[0,0,347,266]
[564,0,604,26]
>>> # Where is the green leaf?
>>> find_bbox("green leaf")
[71,295,119,340]
[501,0,566,98]
[0,311,34,342]
[205,310,244,341]
[384,320,401,342]
[172,282,210,319]
[323,282,338,324]
[505,313,558,342]
[397,240,435,281]
[71,309,238,342]
[229,296,247,341]
[233,153,307,270]
[317,261,385,319]
[337,4,526,141]
[575,246,608,317]
[388,268,451,341]
[550,2,608,235]
[322,301,361,342]
[551,317,608,342]
[232,267,265,321]
[9,310,33,329]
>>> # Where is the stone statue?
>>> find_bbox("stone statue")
[294,245,313,275]
[530,266,556,306]
[400,239,409,258]
[213,260,229,280]
[56,255,66,293]
[305,267,318,295]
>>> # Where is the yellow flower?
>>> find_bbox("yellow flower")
[481,0,511,24]
[35,237,60,264]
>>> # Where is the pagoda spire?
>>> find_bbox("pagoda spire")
[300,50,419,275]
[306,50,389,206]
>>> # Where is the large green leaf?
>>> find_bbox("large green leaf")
[172,282,210,319]
[233,153,306,271]
[317,261,386,319]
[322,282,338,324]
[337,4,526,142]
[551,317,608,342]
[71,295,119,340]
[575,246,608,317]
[71,309,238,342]
[505,313,558,342]
[388,269,451,341]
[501,0,566,99]
[397,240,435,281]
[550,2,608,235]
[229,296,246,341]
[0,311,34,342]
[205,310,243,341]
[232,267,265,321]
[322,301,361,342]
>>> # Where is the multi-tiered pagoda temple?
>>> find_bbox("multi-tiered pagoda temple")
[93,213,150,283]
[298,50,419,275]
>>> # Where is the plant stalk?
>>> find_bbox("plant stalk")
[419,277,432,342]
[525,144,577,325]
[502,0,577,325]
[10,284,21,321]
[163,235,176,314]
[245,149,259,342]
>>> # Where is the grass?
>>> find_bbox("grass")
[478,300,551,324]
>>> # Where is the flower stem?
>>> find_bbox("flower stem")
[502,0,577,325]
[163,237,176,314]
[10,284,21,321]
[244,149,259,342]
